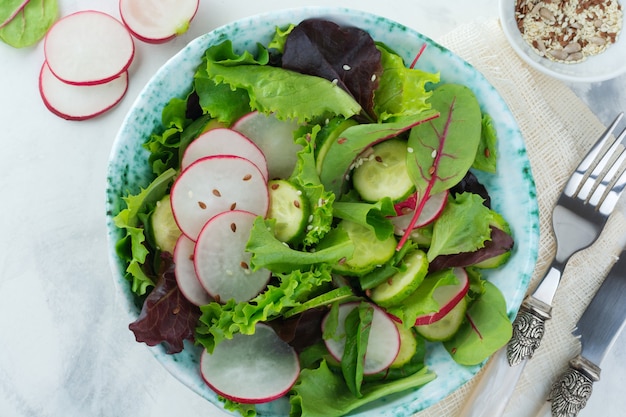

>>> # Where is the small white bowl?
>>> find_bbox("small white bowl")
[499,0,626,83]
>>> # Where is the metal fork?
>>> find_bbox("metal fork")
[459,113,626,417]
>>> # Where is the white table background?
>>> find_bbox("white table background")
[1,1,625,416]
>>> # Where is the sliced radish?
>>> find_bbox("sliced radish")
[173,235,212,306]
[200,323,299,404]
[170,155,269,241]
[194,210,271,303]
[119,0,199,44]
[44,10,134,85]
[39,61,128,121]
[0,0,29,28]
[232,111,303,180]
[181,128,269,181]
[413,268,469,326]
[390,190,448,234]
[322,302,400,375]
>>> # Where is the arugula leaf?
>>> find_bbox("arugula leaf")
[341,302,374,397]
[427,192,494,261]
[374,44,440,121]
[129,259,201,354]
[289,360,435,417]
[195,264,334,352]
[0,0,57,48]
[246,217,354,273]
[443,281,512,365]
[113,168,176,295]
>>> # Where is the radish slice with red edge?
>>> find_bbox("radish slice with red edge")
[170,155,269,241]
[181,128,269,181]
[173,235,212,306]
[39,61,128,121]
[44,10,134,85]
[0,0,29,28]
[232,111,303,180]
[390,190,448,234]
[119,0,199,44]
[322,301,400,375]
[200,323,299,404]
[194,210,271,303]
[413,267,469,326]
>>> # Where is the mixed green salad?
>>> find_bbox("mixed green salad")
[113,18,515,417]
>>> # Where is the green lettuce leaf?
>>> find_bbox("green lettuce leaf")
[341,302,374,397]
[195,264,334,352]
[473,113,498,173]
[113,168,176,295]
[289,360,435,417]
[332,198,396,240]
[373,44,440,121]
[427,192,494,261]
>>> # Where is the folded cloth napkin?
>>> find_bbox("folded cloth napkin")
[413,18,626,417]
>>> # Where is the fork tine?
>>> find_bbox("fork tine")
[582,127,626,202]
[593,142,626,215]
[566,112,624,198]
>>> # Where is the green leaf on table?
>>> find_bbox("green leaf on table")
[0,0,58,48]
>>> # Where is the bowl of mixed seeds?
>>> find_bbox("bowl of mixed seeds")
[500,0,625,82]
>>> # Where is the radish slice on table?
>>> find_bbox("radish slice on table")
[39,62,128,121]
[413,268,469,326]
[194,210,271,303]
[232,111,303,180]
[0,0,29,28]
[181,128,269,181]
[119,0,199,44]
[44,10,134,85]
[322,302,400,375]
[390,191,448,234]
[200,323,299,404]
[170,155,269,241]
[173,235,212,306]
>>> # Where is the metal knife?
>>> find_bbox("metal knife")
[534,248,626,417]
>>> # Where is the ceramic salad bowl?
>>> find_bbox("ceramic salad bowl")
[105,7,539,416]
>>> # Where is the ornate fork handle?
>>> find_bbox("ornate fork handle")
[548,355,601,417]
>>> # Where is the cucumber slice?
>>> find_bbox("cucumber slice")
[331,220,397,276]
[415,297,468,341]
[352,139,415,202]
[150,194,181,254]
[390,323,419,367]
[369,250,429,307]
[267,179,310,244]
[315,118,359,174]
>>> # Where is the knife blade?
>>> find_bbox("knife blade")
[536,248,626,417]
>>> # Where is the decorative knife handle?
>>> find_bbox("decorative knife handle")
[507,295,552,365]
[547,355,601,417]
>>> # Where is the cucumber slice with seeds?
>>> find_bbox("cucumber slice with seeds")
[267,179,310,244]
[352,139,415,203]
[415,297,468,341]
[150,194,181,254]
[369,250,429,307]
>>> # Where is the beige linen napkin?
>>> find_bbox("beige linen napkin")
[413,19,626,417]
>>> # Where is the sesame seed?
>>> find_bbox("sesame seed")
[343,64,351,71]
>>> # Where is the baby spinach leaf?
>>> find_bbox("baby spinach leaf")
[443,281,512,365]
[282,18,382,119]
[341,302,374,397]
[0,0,28,27]
[0,0,57,48]
[473,113,498,173]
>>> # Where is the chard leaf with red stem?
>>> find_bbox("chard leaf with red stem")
[397,84,482,249]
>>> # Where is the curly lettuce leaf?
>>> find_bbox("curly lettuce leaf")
[373,44,440,121]
[289,360,435,417]
[426,192,494,261]
[113,168,176,295]
[195,264,334,352]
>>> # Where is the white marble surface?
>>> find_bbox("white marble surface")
[1,1,625,416]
